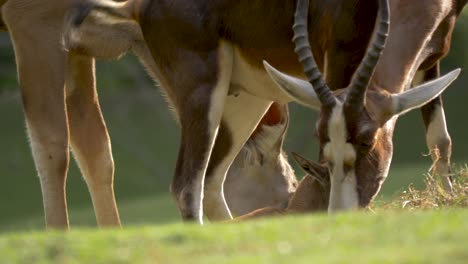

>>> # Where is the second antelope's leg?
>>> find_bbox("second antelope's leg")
[66,54,121,227]
[203,93,272,221]
[418,62,453,191]
[3,2,70,228]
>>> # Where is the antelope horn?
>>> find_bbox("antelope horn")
[345,0,390,109]
[292,0,336,107]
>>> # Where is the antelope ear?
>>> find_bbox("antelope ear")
[291,152,329,186]
[263,61,321,111]
[391,69,461,116]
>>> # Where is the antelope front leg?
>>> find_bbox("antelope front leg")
[159,43,234,224]
[418,63,453,191]
[203,93,272,221]
[3,1,70,228]
[66,54,121,227]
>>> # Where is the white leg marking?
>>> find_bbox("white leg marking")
[191,41,234,223]
[203,91,272,220]
[426,105,452,191]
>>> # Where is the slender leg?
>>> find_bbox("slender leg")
[153,43,233,224]
[66,54,121,227]
[3,2,70,228]
[203,92,272,221]
[419,62,453,191]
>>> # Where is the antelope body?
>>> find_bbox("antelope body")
[0,0,296,228]
[67,0,465,223]
[65,0,384,223]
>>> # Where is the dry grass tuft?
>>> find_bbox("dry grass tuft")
[379,165,468,210]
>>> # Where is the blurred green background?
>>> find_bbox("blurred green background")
[0,11,466,232]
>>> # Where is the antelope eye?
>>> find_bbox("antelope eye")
[359,140,373,149]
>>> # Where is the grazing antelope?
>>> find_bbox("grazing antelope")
[66,0,463,222]
[266,0,466,211]
[0,0,296,228]
[242,0,467,214]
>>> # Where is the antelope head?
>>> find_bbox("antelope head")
[224,103,297,216]
[265,0,461,212]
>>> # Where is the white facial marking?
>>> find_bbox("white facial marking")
[325,103,359,213]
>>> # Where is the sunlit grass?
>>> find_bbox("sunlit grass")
[1,210,467,264]
[375,165,468,210]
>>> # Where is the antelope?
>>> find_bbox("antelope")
[233,152,329,221]
[242,0,467,214]
[249,0,467,215]
[66,0,463,223]
[225,103,297,216]
[1,0,121,229]
[266,0,466,211]
[0,0,296,228]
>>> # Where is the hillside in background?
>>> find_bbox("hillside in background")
[0,11,466,229]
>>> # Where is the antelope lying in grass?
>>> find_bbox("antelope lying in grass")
[67,0,464,223]
[234,153,329,221]
[225,103,297,216]
[266,0,466,209]
[0,0,296,228]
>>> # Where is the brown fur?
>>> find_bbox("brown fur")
[1,0,121,229]
[232,175,329,221]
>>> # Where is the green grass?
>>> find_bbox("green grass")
[1,194,180,233]
[0,163,439,233]
[1,210,467,263]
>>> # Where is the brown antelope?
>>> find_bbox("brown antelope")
[66,0,464,222]
[241,0,467,214]
[266,0,466,211]
[225,103,297,216]
[0,0,297,228]
[1,0,121,229]
[233,153,329,221]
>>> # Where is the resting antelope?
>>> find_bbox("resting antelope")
[67,0,463,223]
[0,0,296,228]
[233,153,330,221]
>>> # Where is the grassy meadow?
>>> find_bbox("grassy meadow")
[1,210,468,264]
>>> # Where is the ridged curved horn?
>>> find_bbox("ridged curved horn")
[345,0,390,109]
[293,0,336,107]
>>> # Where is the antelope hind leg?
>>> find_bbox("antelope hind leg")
[417,63,453,192]
[66,54,121,227]
[3,1,70,228]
